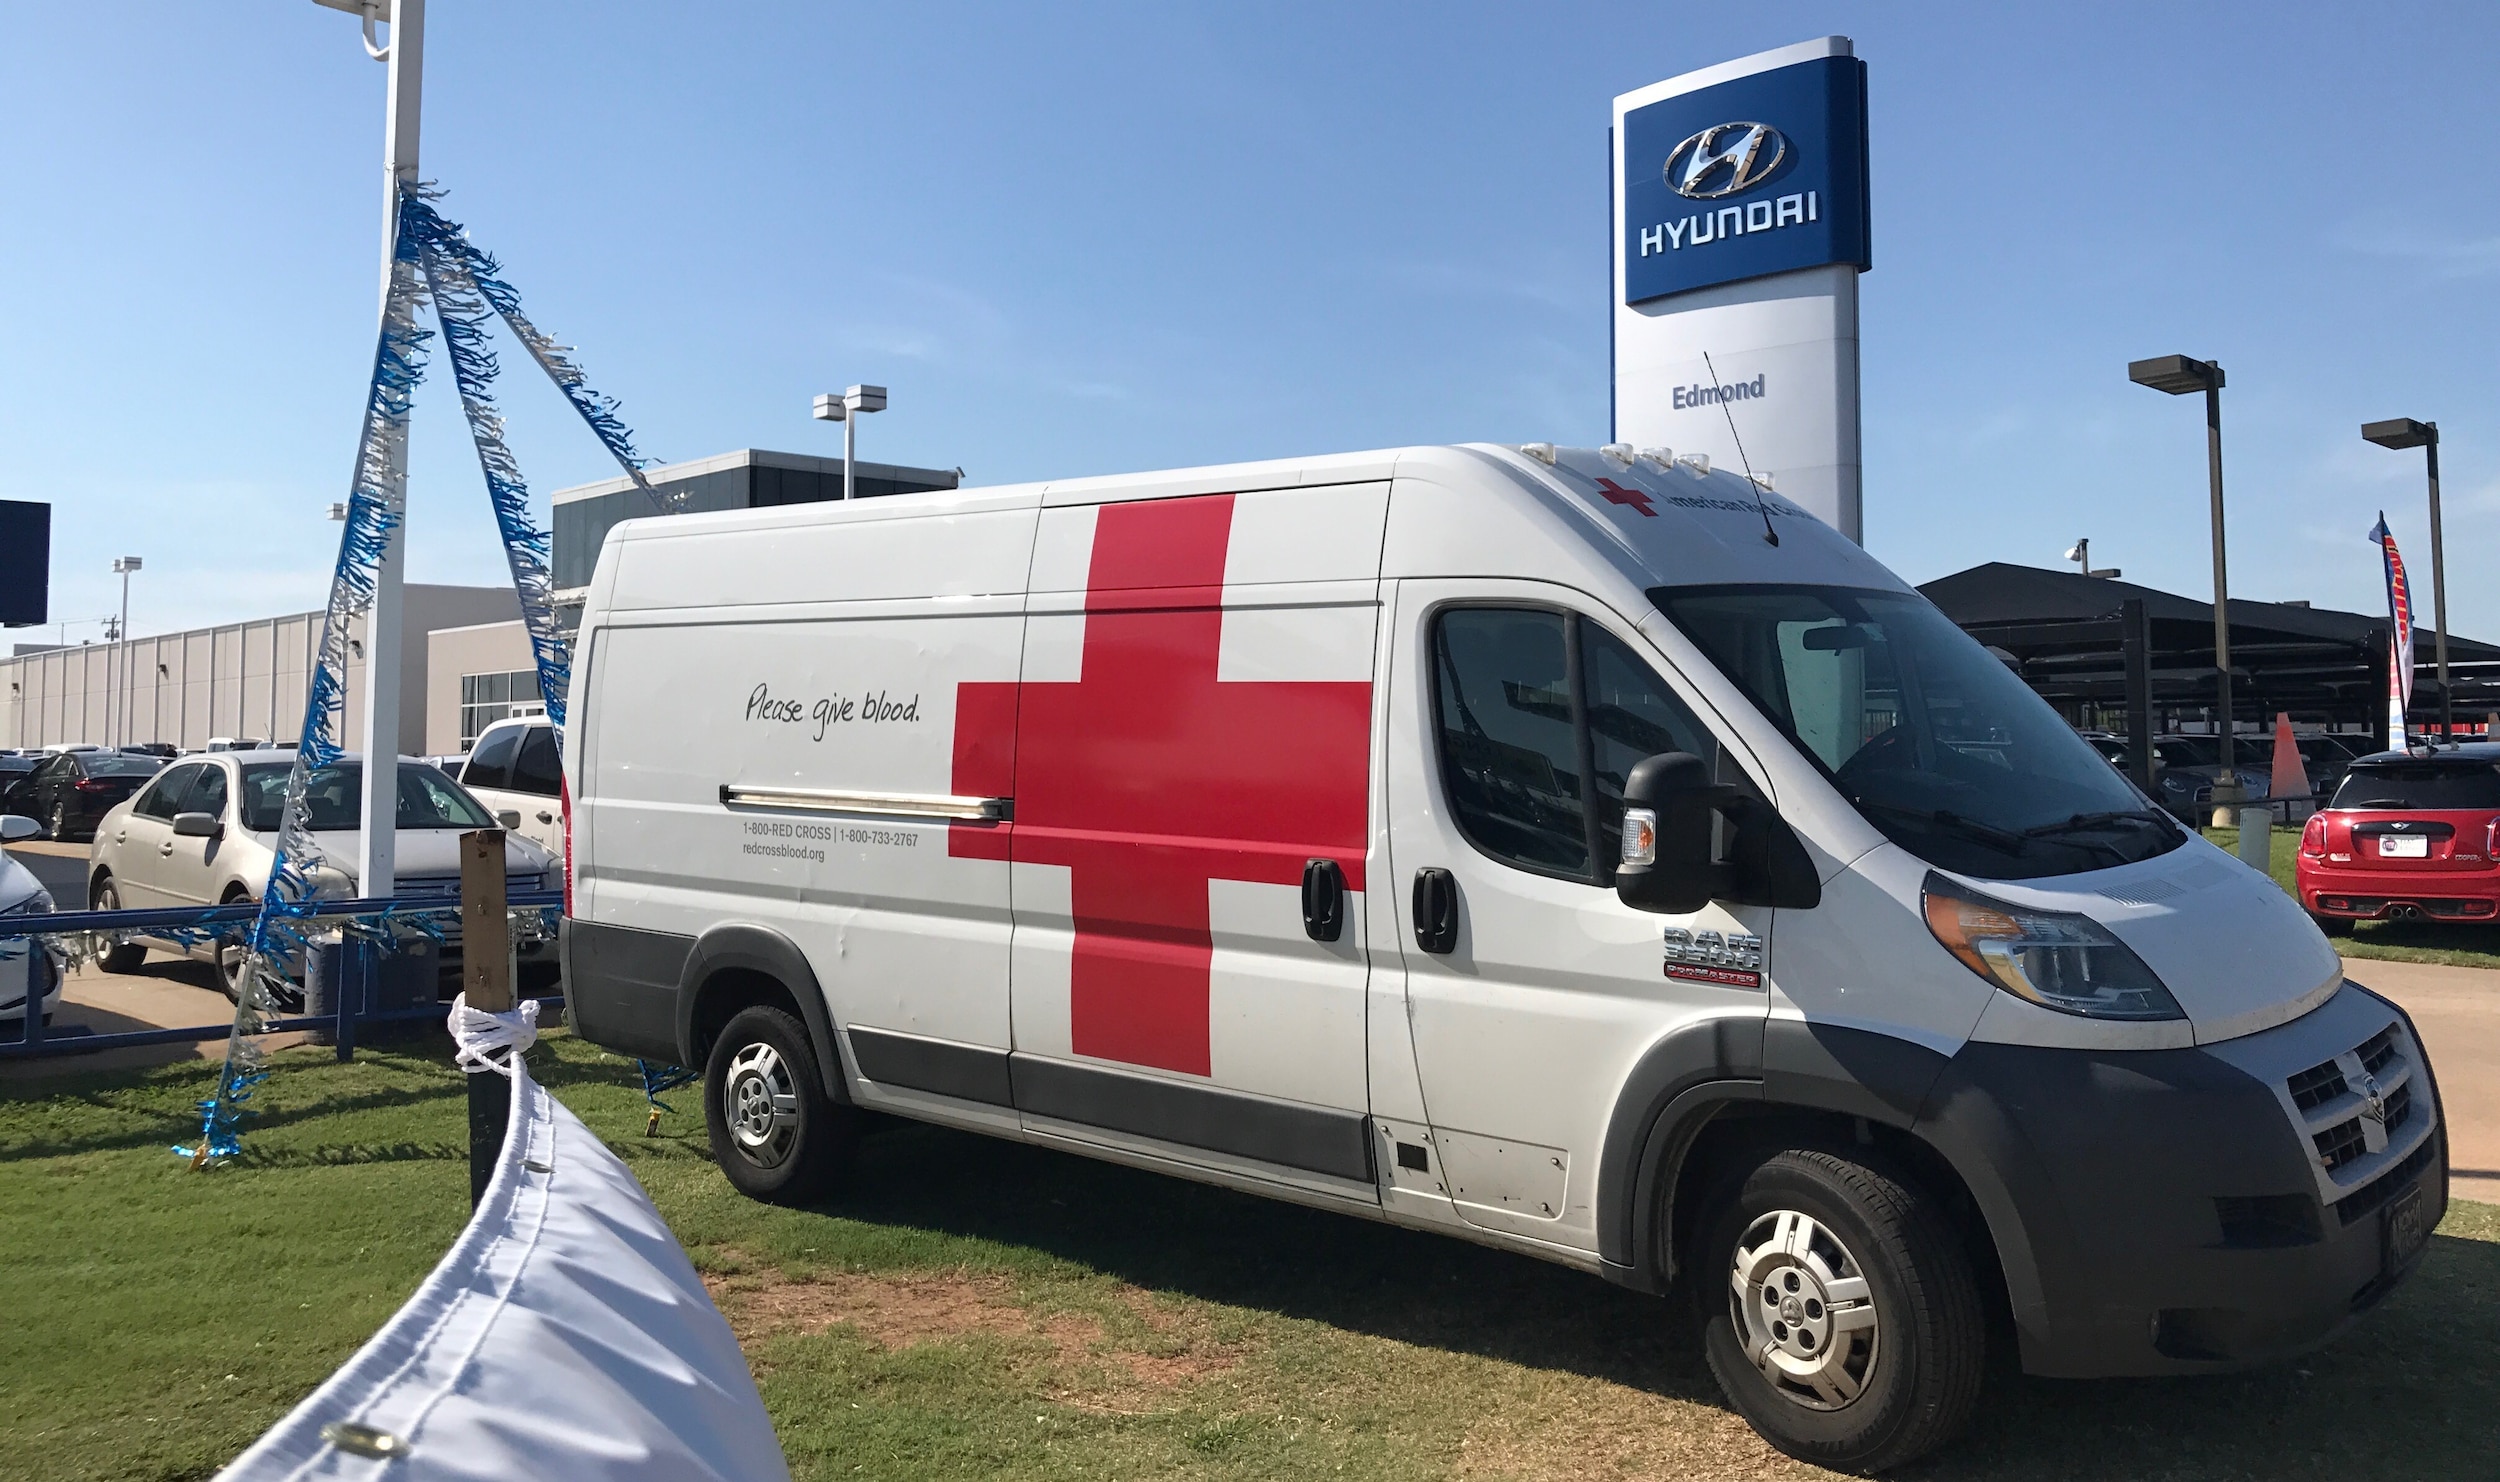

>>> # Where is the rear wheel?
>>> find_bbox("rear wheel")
[47,799,70,842]
[1697,1148,1984,1473]
[87,877,148,974]
[704,1004,856,1205]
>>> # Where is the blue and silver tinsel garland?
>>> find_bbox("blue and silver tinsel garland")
[185,204,433,1166]
[186,181,664,1165]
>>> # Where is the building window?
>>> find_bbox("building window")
[460,669,545,748]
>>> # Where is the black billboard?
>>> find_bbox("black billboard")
[0,500,50,626]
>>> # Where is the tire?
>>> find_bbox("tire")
[2309,912,2355,938]
[1696,1148,1985,1474]
[48,799,71,842]
[87,877,149,973]
[214,892,257,1005]
[703,1004,856,1206]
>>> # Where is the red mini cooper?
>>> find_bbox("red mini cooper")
[2298,744,2500,931]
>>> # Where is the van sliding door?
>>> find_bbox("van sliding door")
[1003,483,1389,1196]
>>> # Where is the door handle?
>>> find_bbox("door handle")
[1301,857,1345,942]
[536,811,554,824]
[1412,867,1458,954]
[160,842,174,856]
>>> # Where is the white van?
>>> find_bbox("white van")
[455,717,566,860]
[560,445,2446,1471]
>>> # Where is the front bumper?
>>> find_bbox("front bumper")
[1921,981,2445,1377]
[0,941,63,1022]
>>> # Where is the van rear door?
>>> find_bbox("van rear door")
[1001,482,1389,1194]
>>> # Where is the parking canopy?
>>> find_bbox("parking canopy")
[1918,562,2500,728]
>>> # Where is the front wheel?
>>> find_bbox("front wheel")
[88,878,148,973]
[1697,1148,1985,1473]
[703,1004,857,1205]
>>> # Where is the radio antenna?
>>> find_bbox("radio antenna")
[1703,350,1778,547]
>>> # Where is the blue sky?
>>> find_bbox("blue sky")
[5,2,2498,646]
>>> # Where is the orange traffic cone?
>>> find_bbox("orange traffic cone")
[2269,712,2308,807]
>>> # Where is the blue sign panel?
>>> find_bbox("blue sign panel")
[1621,56,1870,304]
[0,500,47,626]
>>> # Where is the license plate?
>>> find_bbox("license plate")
[2385,1183,2432,1277]
[2379,835,2429,858]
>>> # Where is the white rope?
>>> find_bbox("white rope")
[450,994,540,1077]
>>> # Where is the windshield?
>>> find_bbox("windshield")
[2153,738,2220,768]
[2330,761,2500,811]
[85,755,165,777]
[239,762,496,833]
[1655,585,2181,879]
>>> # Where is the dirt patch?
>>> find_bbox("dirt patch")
[702,1253,1243,1405]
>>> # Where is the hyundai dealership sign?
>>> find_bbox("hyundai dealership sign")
[1613,38,1872,541]
[1621,55,1870,303]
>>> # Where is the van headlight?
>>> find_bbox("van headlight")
[1920,873,2183,1021]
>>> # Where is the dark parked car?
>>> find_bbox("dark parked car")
[0,754,38,813]
[16,750,163,841]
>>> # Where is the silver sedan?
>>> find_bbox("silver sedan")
[85,749,558,1000]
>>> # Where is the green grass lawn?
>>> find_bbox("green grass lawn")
[2204,823,2500,968]
[4,1033,2499,1481]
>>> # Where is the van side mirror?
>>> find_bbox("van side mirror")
[1614,751,1821,914]
[172,811,222,839]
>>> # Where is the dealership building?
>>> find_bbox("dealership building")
[2,447,956,757]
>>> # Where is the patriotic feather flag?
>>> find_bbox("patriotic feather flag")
[2371,513,2416,750]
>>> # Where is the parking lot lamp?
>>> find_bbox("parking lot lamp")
[2362,418,2448,745]
[2128,355,2240,802]
[111,556,142,747]
[812,384,888,501]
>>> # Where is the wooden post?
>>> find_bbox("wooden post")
[461,828,512,1207]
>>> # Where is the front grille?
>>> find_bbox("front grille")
[2334,1140,2438,1227]
[2288,1059,2347,1111]
[2314,1117,2368,1170]
[2358,1026,2399,1076]
[2383,1082,2413,1133]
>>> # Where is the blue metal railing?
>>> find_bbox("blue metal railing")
[1,891,564,1061]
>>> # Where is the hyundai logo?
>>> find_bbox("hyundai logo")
[1665,122,1787,199]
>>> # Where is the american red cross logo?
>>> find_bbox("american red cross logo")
[949,494,1372,1076]
[1594,476,1656,517]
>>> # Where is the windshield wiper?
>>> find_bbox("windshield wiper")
[1854,799,2029,857]
[2022,808,2180,841]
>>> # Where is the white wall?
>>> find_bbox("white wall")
[0,584,518,754]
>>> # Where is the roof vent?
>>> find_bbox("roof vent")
[1638,447,1674,469]
[1599,443,1635,465]
[1518,443,1557,465]
[1676,452,1711,477]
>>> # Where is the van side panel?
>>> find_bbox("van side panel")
[570,494,1039,1076]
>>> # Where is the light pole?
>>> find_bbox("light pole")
[2128,354,2241,809]
[110,556,141,747]
[313,0,422,899]
[812,384,888,500]
[2362,418,2448,745]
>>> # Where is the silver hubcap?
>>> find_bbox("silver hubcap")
[723,1042,801,1168]
[1730,1209,1881,1411]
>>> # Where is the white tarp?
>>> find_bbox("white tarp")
[219,1042,789,1481]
